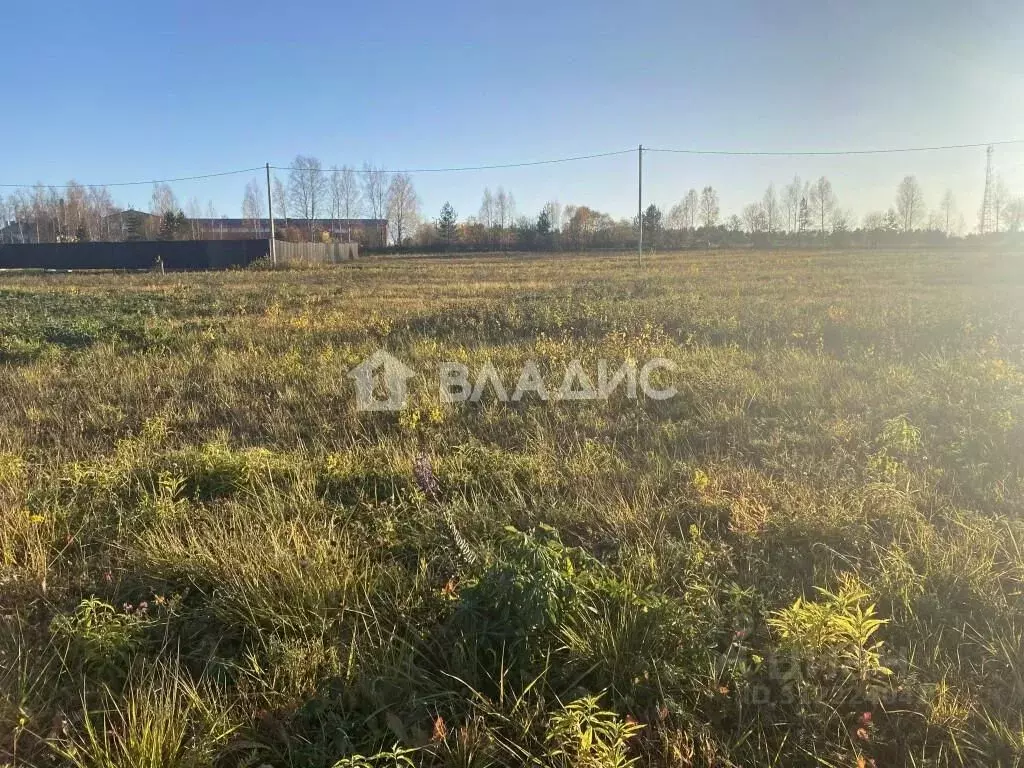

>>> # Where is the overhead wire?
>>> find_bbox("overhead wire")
[644,139,1024,157]
[2,139,1022,189]
[0,167,265,190]
[268,148,637,174]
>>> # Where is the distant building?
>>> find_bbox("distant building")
[105,209,158,240]
[199,217,388,247]
[3,211,388,247]
[99,211,388,247]
[0,220,36,244]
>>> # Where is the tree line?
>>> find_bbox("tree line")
[0,183,119,243]
[0,154,423,247]
[0,179,231,244]
[410,174,1024,252]
[4,160,1023,249]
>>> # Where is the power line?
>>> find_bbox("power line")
[2,138,1022,190]
[645,139,1024,157]
[0,167,265,190]
[269,148,637,174]
[0,150,636,190]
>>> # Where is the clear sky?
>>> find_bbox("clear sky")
[2,0,1022,227]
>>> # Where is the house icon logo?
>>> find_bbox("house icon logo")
[347,349,417,411]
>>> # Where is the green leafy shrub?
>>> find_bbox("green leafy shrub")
[544,693,642,768]
[767,578,893,717]
[50,598,151,673]
[449,525,583,689]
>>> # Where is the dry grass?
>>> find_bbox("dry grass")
[1,248,1023,766]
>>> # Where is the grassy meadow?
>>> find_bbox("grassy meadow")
[1,249,1024,767]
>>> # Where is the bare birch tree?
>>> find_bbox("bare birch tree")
[863,211,885,231]
[362,164,389,246]
[479,188,495,245]
[9,191,30,242]
[542,200,562,232]
[895,175,925,233]
[287,155,328,240]
[681,189,698,229]
[495,187,516,248]
[0,197,11,242]
[205,201,219,239]
[667,200,685,230]
[668,191,697,230]
[742,202,767,233]
[242,178,264,233]
[150,183,179,217]
[1005,197,1024,233]
[386,173,420,246]
[63,181,88,238]
[762,183,779,236]
[87,186,116,240]
[699,186,719,228]
[328,167,344,236]
[808,176,835,239]
[336,166,362,241]
[784,176,802,232]
[939,189,956,236]
[272,176,288,226]
[185,198,203,239]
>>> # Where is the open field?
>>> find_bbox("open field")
[2,249,1024,767]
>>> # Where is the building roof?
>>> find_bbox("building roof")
[102,209,157,220]
[0,220,38,235]
[193,218,385,227]
[101,210,384,226]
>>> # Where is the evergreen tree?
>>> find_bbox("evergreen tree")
[536,208,551,236]
[159,211,177,240]
[642,204,662,233]
[175,211,189,239]
[436,202,458,247]
[159,210,190,241]
[642,204,663,249]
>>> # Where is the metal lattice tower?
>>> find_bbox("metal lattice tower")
[980,145,995,234]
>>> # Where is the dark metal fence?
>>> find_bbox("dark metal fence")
[0,240,270,271]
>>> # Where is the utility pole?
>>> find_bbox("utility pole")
[266,163,277,265]
[638,144,643,265]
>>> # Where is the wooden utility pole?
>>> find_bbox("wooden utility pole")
[638,144,643,265]
[266,163,277,265]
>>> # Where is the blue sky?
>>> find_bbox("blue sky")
[2,0,1022,226]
